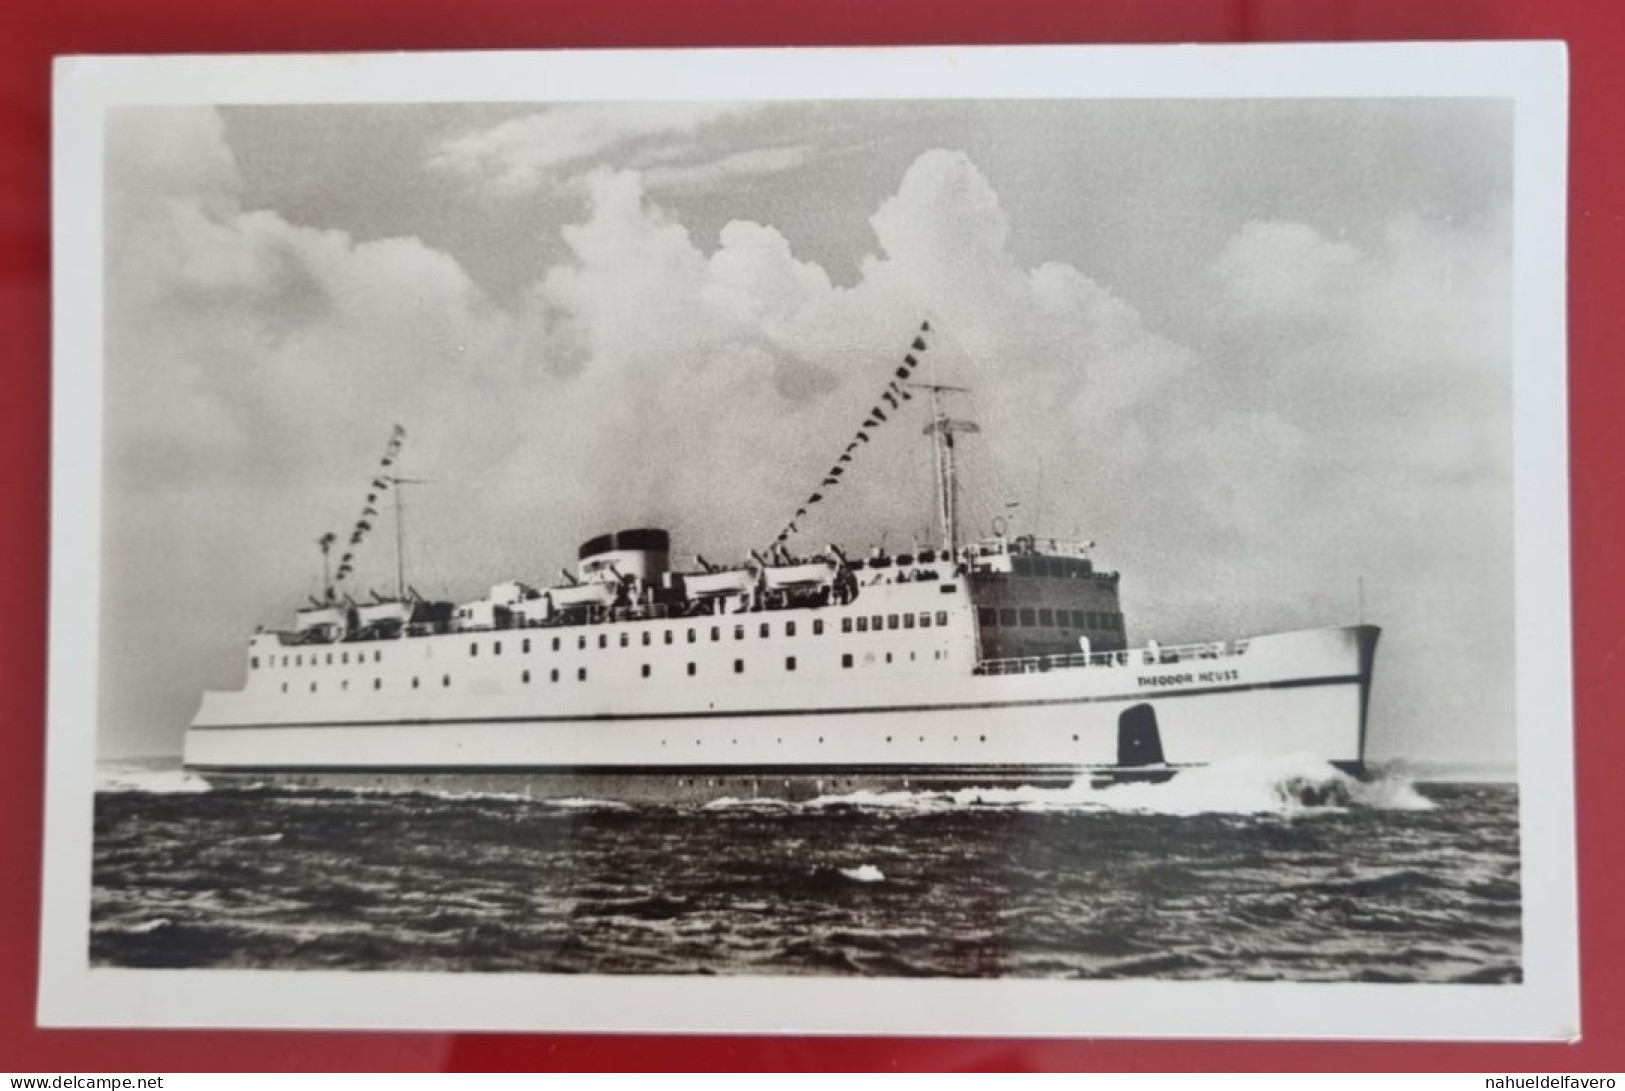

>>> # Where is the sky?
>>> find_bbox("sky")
[98,97,1515,762]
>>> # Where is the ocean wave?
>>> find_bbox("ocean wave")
[794,754,1436,817]
[95,766,212,795]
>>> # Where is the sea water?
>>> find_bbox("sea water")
[90,754,1521,981]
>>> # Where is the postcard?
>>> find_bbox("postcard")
[41,42,1575,1037]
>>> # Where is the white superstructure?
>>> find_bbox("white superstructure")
[183,325,1381,800]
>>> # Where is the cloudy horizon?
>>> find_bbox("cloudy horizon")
[99,97,1514,762]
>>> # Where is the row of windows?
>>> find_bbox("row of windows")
[257,648,386,670]
[273,646,959,695]
[976,606,1123,631]
[839,610,951,634]
[258,609,961,673]
[1009,556,1093,579]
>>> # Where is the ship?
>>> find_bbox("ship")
[182,322,1380,802]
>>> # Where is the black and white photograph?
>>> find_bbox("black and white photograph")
[42,44,1575,1037]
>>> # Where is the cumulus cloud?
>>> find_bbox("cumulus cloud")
[427,103,759,195]
[642,145,814,194]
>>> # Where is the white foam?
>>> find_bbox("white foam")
[95,765,211,794]
[806,754,1436,817]
[839,864,886,883]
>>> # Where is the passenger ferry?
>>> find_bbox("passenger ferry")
[183,327,1380,801]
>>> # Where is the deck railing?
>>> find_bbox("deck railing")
[975,639,1250,676]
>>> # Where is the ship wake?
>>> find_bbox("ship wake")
[797,754,1435,817]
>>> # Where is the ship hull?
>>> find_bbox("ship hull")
[184,625,1379,802]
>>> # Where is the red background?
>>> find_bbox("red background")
[2,0,1618,1072]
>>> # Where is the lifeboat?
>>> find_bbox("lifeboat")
[762,560,836,590]
[685,568,757,597]
[547,582,619,610]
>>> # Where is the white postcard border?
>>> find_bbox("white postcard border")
[42,42,1575,1039]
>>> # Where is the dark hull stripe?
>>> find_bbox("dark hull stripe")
[191,672,1365,732]
[186,761,1098,777]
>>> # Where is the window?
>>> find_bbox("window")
[786,620,797,637]
[550,669,559,682]
[326,653,333,665]
[759,622,770,639]
[522,639,531,653]
[734,659,744,674]
[1019,608,1036,627]
[842,617,853,634]
[711,626,721,642]
[841,653,853,668]
[813,619,824,636]
[251,656,259,669]
[374,650,382,663]
[599,634,608,649]
[920,612,932,628]
[885,652,893,664]
[977,607,996,627]
[904,613,915,629]
[341,652,349,665]
[280,682,288,693]
[887,614,899,630]
[785,656,797,671]
[687,628,697,644]
[735,624,746,641]
[552,637,561,652]
[310,681,318,693]
[664,630,673,645]
[412,677,420,689]
[495,641,503,655]
[522,670,531,684]
[578,667,587,681]
[442,675,450,687]
[936,611,949,627]
[1038,608,1054,627]
[1073,610,1087,628]
[296,655,303,667]
[578,635,586,650]
[856,616,868,633]
[642,631,651,646]
[470,643,479,657]
[871,615,883,631]
[619,632,629,648]
[373,678,381,690]
[641,664,651,678]
[687,662,696,677]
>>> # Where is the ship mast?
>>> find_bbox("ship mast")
[910,382,977,554]
[317,533,336,602]
[384,474,427,601]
